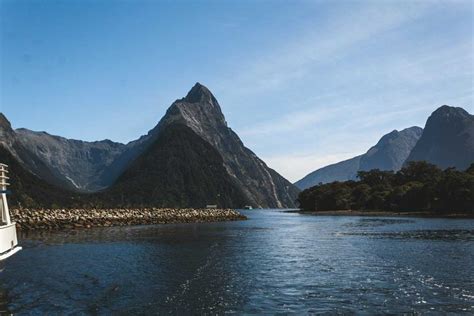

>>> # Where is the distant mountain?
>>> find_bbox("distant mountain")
[295,156,362,190]
[0,113,69,188]
[359,127,423,171]
[295,126,423,189]
[0,145,79,208]
[1,83,299,208]
[15,129,126,191]
[103,83,299,208]
[405,105,474,170]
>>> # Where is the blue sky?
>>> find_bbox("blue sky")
[1,0,473,182]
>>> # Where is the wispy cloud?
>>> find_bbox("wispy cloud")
[229,1,434,94]
[238,101,350,137]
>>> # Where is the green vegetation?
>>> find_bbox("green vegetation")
[298,161,474,214]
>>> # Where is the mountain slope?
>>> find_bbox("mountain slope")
[156,83,299,208]
[0,145,80,208]
[359,126,423,171]
[15,129,126,191]
[405,105,474,170]
[295,156,362,190]
[0,114,70,188]
[99,124,249,208]
[1,113,128,191]
[295,126,423,189]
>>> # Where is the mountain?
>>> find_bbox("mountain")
[359,126,423,171]
[405,105,474,170]
[0,145,80,208]
[15,129,126,191]
[1,113,128,191]
[0,114,68,188]
[295,126,423,189]
[99,123,249,208]
[103,83,299,208]
[1,83,299,208]
[295,156,362,190]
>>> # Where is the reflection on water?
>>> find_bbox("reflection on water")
[343,218,416,227]
[344,229,474,241]
[1,210,473,314]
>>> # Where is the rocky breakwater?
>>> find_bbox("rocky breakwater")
[11,208,247,230]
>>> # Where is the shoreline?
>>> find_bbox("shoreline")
[11,208,247,230]
[293,209,474,219]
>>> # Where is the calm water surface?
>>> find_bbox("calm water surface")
[1,210,473,314]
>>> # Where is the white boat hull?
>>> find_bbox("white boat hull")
[0,223,21,261]
[0,164,21,262]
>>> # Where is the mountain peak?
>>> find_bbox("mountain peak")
[425,105,472,131]
[373,126,422,148]
[405,105,474,170]
[432,105,470,119]
[183,82,217,104]
[160,83,227,133]
[400,126,424,137]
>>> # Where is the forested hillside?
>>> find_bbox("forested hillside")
[298,161,474,214]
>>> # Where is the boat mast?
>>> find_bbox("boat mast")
[0,164,11,225]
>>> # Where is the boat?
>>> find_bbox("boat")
[244,205,253,210]
[0,164,21,261]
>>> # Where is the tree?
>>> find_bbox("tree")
[396,161,442,184]
[298,160,474,215]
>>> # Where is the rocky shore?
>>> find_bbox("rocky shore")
[11,208,247,230]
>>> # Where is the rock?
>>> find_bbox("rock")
[11,208,246,231]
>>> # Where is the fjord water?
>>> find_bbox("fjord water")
[1,210,473,314]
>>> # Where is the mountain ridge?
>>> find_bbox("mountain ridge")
[1,83,299,208]
[295,126,423,189]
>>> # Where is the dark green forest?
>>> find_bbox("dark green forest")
[298,161,474,214]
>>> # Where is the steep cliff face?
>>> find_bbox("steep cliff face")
[0,114,64,187]
[15,129,126,191]
[295,127,423,190]
[405,105,474,170]
[155,83,299,208]
[0,145,79,208]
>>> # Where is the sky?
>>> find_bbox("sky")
[1,0,473,182]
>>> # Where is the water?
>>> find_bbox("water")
[1,210,473,314]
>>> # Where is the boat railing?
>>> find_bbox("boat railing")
[0,164,11,226]
[0,163,21,261]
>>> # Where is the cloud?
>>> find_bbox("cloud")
[237,36,473,138]
[230,1,434,94]
[238,100,350,137]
